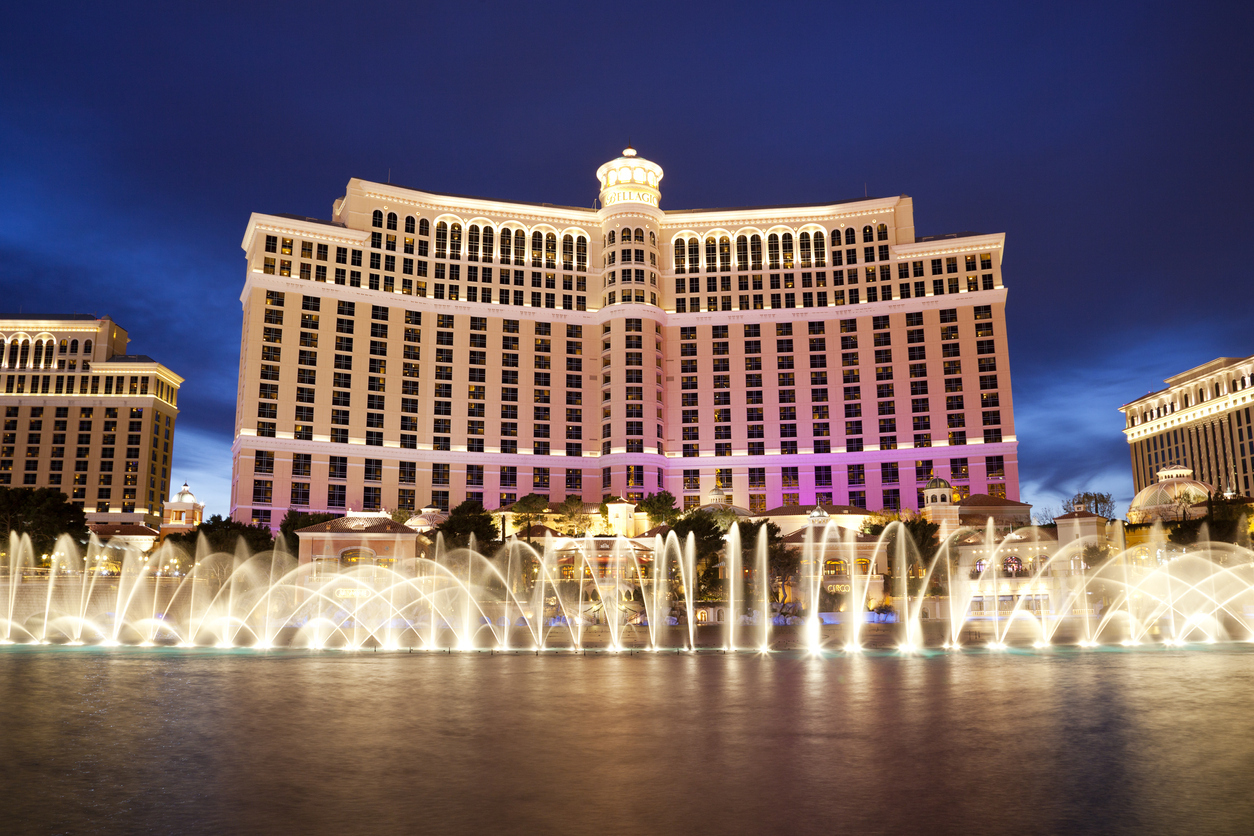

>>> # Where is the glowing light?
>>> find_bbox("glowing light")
[898,643,918,653]
[843,643,861,653]
[1033,641,1050,649]
[987,642,1007,650]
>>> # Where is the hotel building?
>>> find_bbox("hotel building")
[231,149,1019,528]
[1121,354,1254,497]
[0,315,183,527]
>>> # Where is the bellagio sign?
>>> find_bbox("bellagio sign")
[602,188,659,207]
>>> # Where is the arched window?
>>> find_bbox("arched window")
[750,234,762,269]
[845,228,856,245]
[718,237,731,271]
[500,228,512,262]
[824,559,847,575]
[649,231,656,246]
[83,340,92,356]
[386,212,398,231]
[1003,556,1022,574]
[435,222,448,258]
[449,223,462,260]
[705,237,717,272]
[31,342,43,369]
[514,230,526,265]
[576,236,587,272]
[562,235,574,270]
[767,233,780,270]
[674,242,686,273]
[16,341,27,369]
[687,239,700,273]
[58,339,67,355]
[799,232,812,268]
[405,216,415,234]
[418,218,430,237]
[608,230,616,245]
[634,228,644,243]
[70,339,79,354]
[862,225,873,243]
[877,223,888,241]
[855,558,871,574]
[481,226,494,262]
[545,232,557,268]
[467,225,480,261]
[736,236,748,271]
[372,210,383,228]
[531,231,544,267]
[781,232,794,269]
[813,231,826,267]
[974,559,986,573]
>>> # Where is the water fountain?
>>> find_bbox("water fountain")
[2,518,1253,652]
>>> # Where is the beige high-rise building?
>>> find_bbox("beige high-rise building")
[1121,354,1254,499]
[231,149,1019,529]
[0,314,182,527]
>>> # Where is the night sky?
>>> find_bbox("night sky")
[2,2,1250,519]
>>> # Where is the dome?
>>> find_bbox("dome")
[924,476,952,491]
[706,485,727,504]
[595,148,664,208]
[1128,466,1212,523]
[405,507,448,532]
[172,482,197,504]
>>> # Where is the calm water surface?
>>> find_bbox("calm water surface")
[1,645,1252,835]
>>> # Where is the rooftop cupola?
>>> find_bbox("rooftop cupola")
[596,147,664,212]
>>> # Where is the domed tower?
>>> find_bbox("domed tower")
[596,147,665,309]
[594,148,667,500]
[921,475,960,537]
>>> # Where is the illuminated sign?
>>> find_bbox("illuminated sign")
[335,588,371,599]
[602,188,659,207]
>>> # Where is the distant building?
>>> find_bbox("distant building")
[1121,355,1254,500]
[232,147,1019,532]
[0,314,183,527]
[87,522,160,553]
[161,482,205,539]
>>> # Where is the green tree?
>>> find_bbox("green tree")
[733,520,796,604]
[553,494,593,536]
[0,486,90,560]
[278,509,338,553]
[509,493,550,543]
[638,491,680,528]
[672,509,726,597]
[1067,491,1115,518]
[1081,543,1112,570]
[435,500,499,550]
[671,509,724,565]
[164,514,274,556]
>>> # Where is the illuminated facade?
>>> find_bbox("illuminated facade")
[231,149,1019,529]
[0,314,182,527]
[1121,355,1254,498]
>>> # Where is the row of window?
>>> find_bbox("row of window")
[1,337,95,371]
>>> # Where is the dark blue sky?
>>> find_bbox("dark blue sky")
[2,2,1250,518]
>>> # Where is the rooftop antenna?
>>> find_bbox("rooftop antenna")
[864,182,868,197]
[387,168,391,184]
